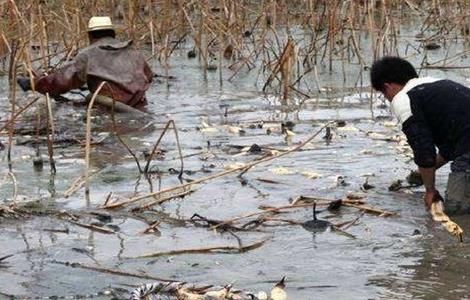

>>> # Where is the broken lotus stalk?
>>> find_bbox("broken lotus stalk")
[84,81,107,196]
[430,201,464,242]
[104,122,334,209]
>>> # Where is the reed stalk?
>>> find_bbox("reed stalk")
[104,121,333,209]
[1,0,470,181]
[84,81,107,196]
[45,93,56,174]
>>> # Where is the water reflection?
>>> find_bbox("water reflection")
[401,217,470,299]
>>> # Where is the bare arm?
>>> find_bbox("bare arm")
[419,165,447,209]
[416,153,447,187]
[419,167,436,193]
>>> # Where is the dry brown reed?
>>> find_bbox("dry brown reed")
[44,93,56,173]
[0,0,470,77]
[1,0,469,180]
[143,119,184,175]
[84,81,107,195]
[103,121,333,209]
[0,1,468,102]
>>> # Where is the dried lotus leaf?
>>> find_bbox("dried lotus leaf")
[225,125,242,134]
[224,163,246,170]
[382,121,396,127]
[360,149,374,155]
[337,126,359,132]
[367,132,389,140]
[300,171,322,179]
[270,167,295,175]
[200,127,218,133]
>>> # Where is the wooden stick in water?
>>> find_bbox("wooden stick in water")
[130,238,269,259]
[104,122,334,209]
[51,260,177,282]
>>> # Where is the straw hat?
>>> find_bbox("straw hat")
[87,16,114,32]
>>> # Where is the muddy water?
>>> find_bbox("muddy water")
[1,50,470,299]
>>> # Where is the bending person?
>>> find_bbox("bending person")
[18,16,153,111]
[370,56,470,215]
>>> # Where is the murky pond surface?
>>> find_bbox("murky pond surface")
[1,44,470,299]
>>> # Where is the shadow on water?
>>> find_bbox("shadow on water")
[301,203,331,233]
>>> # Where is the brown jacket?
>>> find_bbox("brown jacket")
[35,37,153,109]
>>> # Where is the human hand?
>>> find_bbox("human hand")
[423,189,443,210]
[17,76,32,91]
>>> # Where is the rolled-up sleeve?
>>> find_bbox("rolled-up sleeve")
[35,54,88,95]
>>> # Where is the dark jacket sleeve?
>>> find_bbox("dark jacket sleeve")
[35,54,88,95]
[402,114,436,168]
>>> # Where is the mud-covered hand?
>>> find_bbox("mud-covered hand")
[17,76,32,91]
[423,189,443,210]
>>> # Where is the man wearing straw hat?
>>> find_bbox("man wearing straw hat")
[17,16,153,112]
[370,56,470,215]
